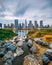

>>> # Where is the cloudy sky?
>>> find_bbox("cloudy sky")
[0,0,52,25]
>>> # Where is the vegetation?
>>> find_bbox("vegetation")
[27,30,37,37]
[36,29,52,37]
[0,29,17,40]
[27,29,52,38]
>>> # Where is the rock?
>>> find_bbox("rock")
[41,54,50,64]
[27,39,32,48]
[34,38,41,42]
[3,51,14,62]
[49,43,52,49]
[23,54,43,65]
[4,59,12,65]
[16,41,24,47]
[14,47,24,57]
[30,46,37,54]
[44,49,52,60]
[0,48,6,58]
[4,41,16,51]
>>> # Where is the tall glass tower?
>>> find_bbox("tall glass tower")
[15,19,19,28]
[25,20,27,28]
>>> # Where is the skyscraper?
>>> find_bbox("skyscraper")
[4,24,6,28]
[34,21,38,28]
[40,20,43,28]
[15,19,19,28]
[0,23,2,28]
[25,20,27,28]
[22,23,25,28]
[28,20,33,28]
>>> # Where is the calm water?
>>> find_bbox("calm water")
[13,30,29,65]
[16,30,28,38]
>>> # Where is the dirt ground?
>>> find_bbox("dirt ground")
[28,30,52,65]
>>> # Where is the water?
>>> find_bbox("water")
[13,30,29,65]
[16,30,28,38]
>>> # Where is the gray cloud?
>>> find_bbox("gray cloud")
[0,0,52,21]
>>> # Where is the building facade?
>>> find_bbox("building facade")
[15,19,19,28]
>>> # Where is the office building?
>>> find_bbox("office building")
[40,20,43,28]
[11,23,14,28]
[22,23,25,28]
[34,21,38,28]
[0,23,2,28]
[28,20,33,28]
[15,19,19,28]
[25,20,27,28]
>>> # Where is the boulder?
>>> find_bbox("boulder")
[23,54,43,65]
[16,41,24,47]
[41,54,50,64]
[4,59,12,65]
[30,46,37,54]
[49,43,52,49]
[14,47,24,57]
[3,51,14,61]
[27,39,32,48]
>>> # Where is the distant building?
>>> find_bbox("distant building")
[51,25,52,28]
[0,23,2,28]
[15,19,19,28]
[25,20,27,28]
[28,20,33,29]
[47,24,50,28]
[11,23,14,28]
[34,21,38,28]
[4,23,14,28]
[19,23,22,29]
[4,24,6,28]
[40,20,43,28]
[8,24,10,28]
[21,23,25,28]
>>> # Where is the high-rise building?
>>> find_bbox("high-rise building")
[8,24,10,27]
[18,23,22,29]
[4,24,6,28]
[25,20,27,28]
[0,23,2,28]
[28,20,33,28]
[15,19,19,28]
[40,20,43,28]
[22,23,25,28]
[34,21,38,28]
[11,23,14,28]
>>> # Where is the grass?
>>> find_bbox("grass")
[0,29,17,40]
[27,29,37,37]
[35,29,52,37]
[27,29,52,42]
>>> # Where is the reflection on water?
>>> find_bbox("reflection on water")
[16,30,28,38]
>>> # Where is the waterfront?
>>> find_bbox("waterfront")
[16,30,28,38]
[0,30,30,65]
[13,30,30,65]
[0,29,52,65]
[13,30,29,65]
[13,29,52,65]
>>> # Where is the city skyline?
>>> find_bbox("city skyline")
[0,19,52,28]
[0,0,52,25]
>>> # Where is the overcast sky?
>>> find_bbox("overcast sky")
[0,0,52,25]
